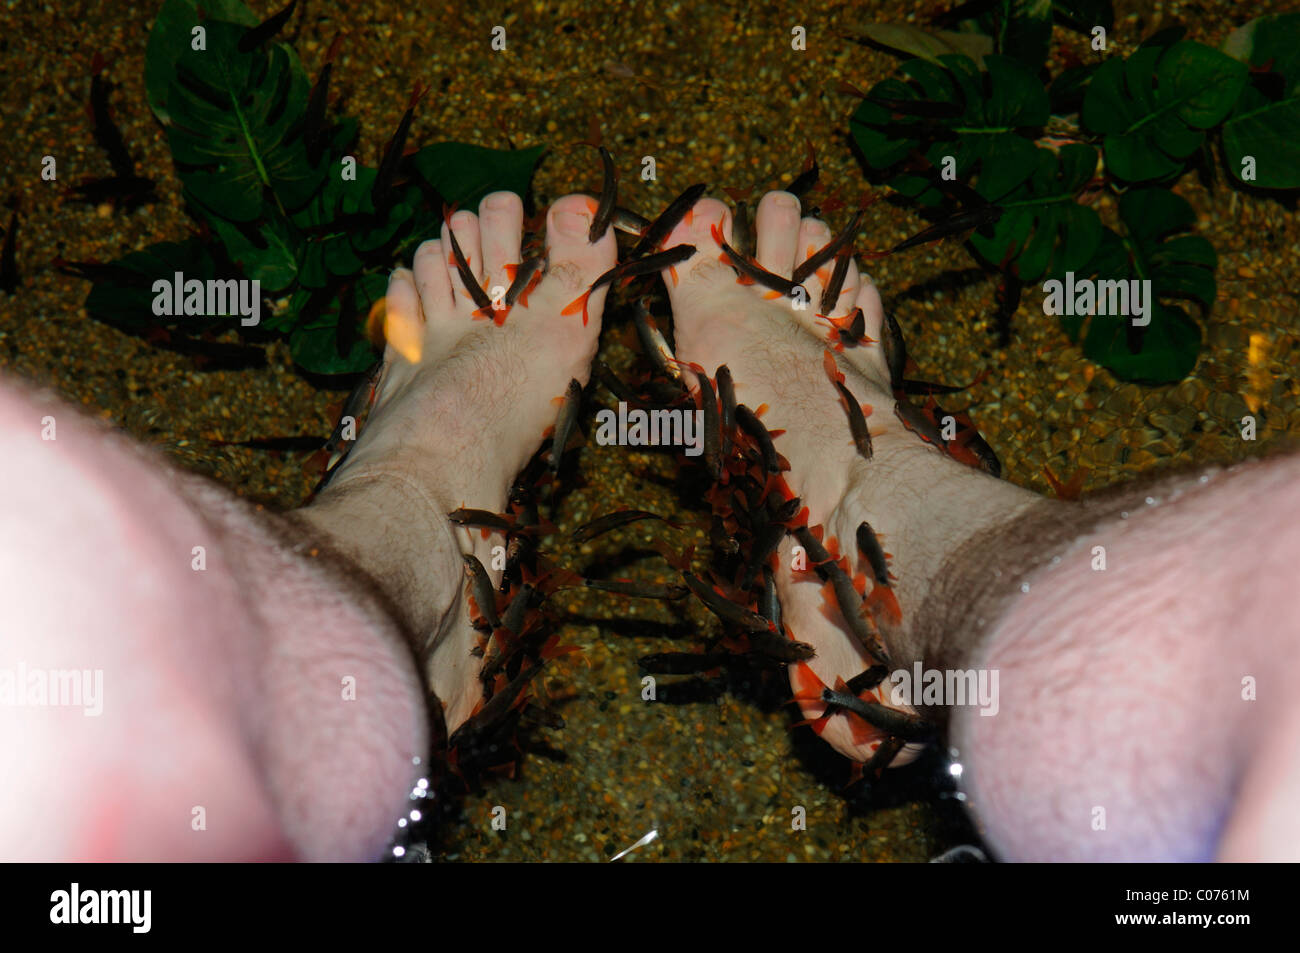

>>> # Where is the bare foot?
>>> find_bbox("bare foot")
[294,192,617,734]
[661,191,1041,762]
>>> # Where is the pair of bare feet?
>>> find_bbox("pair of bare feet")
[297,188,1036,764]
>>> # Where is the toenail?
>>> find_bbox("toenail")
[484,193,514,211]
[451,211,475,228]
[554,210,588,236]
[772,193,799,210]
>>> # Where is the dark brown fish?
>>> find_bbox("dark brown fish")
[846,665,890,694]
[462,554,501,629]
[819,247,853,314]
[372,83,427,209]
[571,508,674,543]
[741,520,786,590]
[894,399,947,448]
[834,379,873,460]
[855,521,890,587]
[891,204,1003,254]
[792,202,868,285]
[698,372,721,480]
[584,578,688,600]
[759,566,782,629]
[448,508,514,532]
[747,625,816,663]
[681,572,774,634]
[588,146,618,243]
[881,311,907,389]
[631,301,680,380]
[612,206,650,236]
[442,204,499,320]
[323,360,382,461]
[734,404,782,473]
[548,378,583,472]
[631,183,708,258]
[820,688,932,741]
[303,33,341,166]
[0,211,17,294]
[715,364,737,458]
[713,224,801,298]
[238,0,298,52]
[783,141,819,198]
[639,651,732,675]
[562,244,696,326]
[822,559,890,667]
[504,254,546,308]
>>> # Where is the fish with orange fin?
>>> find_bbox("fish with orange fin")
[792,193,872,285]
[712,224,802,300]
[462,554,501,630]
[1043,463,1088,500]
[560,243,696,326]
[441,203,507,323]
[503,255,546,310]
[631,183,708,259]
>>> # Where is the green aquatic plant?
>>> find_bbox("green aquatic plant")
[850,4,1300,384]
[73,0,543,376]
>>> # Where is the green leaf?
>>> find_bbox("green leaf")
[164,18,324,220]
[145,0,258,125]
[208,210,299,292]
[1221,13,1300,189]
[1066,188,1215,382]
[410,143,546,210]
[289,279,381,375]
[854,24,994,68]
[850,53,1049,206]
[1081,40,1248,181]
[996,0,1054,72]
[969,144,1102,282]
[83,239,228,333]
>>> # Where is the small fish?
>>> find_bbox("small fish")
[0,210,18,294]
[501,583,535,636]
[734,404,782,473]
[866,734,907,776]
[88,60,138,180]
[881,311,908,390]
[900,378,970,396]
[866,95,964,120]
[741,520,786,590]
[759,566,782,629]
[712,224,801,299]
[571,508,674,543]
[715,364,737,457]
[561,244,696,326]
[323,360,382,464]
[238,0,298,52]
[783,141,819,198]
[822,559,890,667]
[612,206,651,236]
[639,652,731,675]
[846,665,889,694]
[748,625,816,663]
[698,372,721,480]
[819,247,853,314]
[891,204,1003,254]
[463,554,501,629]
[631,301,680,380]
[448,508,514,532]
[373,84,428,210]
[833,379,873,460]
[588,146,618,243]
[583,578,688,600]
[303,33,342,166]
[631,183,708,258]
[894,399,947,448]
[681,572,776,634]
[728,189,755,258]
[504,254,546,308]
[548,378,583,472]
[792,199,868,285]
[819,687,932,741]
[855,522,891,587]
[441,204,505,323]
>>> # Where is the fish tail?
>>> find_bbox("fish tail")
[866,586,902,626]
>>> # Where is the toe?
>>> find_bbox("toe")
[382,268,424,365]
[411,239,454,321]
[662,197,731,290]
[477,191,524,301]
[442,210,485,310]
[755,191,802,279]
[530,194,617,325]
